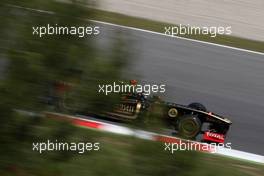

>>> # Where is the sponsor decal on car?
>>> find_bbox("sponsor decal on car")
[203,131,225,143]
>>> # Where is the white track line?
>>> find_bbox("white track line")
[6,4,264,56]
[216,147,264,164]
[90,20,264,56]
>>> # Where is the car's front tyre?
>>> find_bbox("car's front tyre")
[177,115,202,139]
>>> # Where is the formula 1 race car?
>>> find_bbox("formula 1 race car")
[46,80,232,143]
[104,92,232,144]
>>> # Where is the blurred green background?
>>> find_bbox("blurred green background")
[0,1,263,176]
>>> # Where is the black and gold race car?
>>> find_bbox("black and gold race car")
[105,92,232,143]
[46,80,232,143]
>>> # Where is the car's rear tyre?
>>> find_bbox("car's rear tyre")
[177,115,201,139]
[188,102,207,112]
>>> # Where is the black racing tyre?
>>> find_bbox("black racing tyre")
[188,102,207,112]
[177,115,202,139]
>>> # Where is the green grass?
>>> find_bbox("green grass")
[89,9,264,53]
[46,128,264,176]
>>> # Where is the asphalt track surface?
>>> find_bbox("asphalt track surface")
[95,23,264,155]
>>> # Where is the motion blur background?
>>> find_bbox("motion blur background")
[0,0,263,176]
